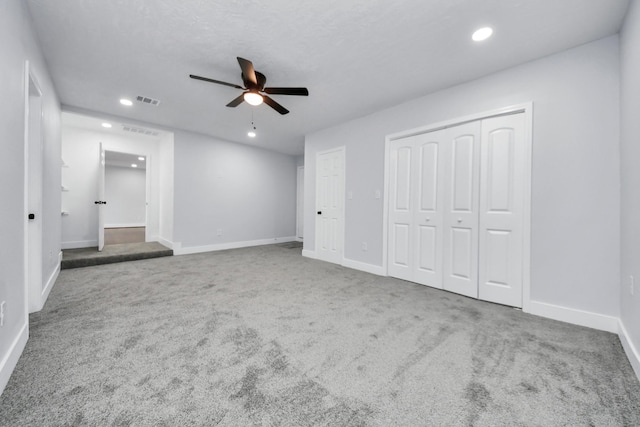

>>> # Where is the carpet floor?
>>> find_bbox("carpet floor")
[1,245,639,426]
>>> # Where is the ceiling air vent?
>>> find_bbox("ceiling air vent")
[121,125,160,137]
[135,95,161,106]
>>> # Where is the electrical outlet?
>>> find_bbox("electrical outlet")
[631,275,635,296]
[0,301,5,327]
[375,190,381,199]
[361,242,368,251]
[217,229,223,236]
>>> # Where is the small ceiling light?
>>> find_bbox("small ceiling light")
[244,92,263,106]
[131,164,138,168]
[248,131,256,138]
[138,156,145,161]
[472,27,493,42]
[120,98,133,106]
[101,122,112,128]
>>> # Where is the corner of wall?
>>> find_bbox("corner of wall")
[619,319,640,382]
[0,321,28,396]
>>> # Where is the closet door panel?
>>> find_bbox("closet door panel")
[443,122,481,298]
[413,130,446,288]
[479,114,525,307]
[388,141,415,282]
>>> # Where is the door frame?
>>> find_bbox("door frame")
[314,146,346,264]
[23,61,44,313]
[296,165,304,241]
[100,147,152,246]
[382,103,533,311]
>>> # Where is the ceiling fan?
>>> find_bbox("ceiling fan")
[189,57,309,115]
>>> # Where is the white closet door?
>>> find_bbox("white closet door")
[413,130,446,288]
[479,114,525,307]
[316,147,345,264]
[442,121,481,298]
[388,138,415,282]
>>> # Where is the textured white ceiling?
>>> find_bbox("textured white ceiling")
[27,0,629,155]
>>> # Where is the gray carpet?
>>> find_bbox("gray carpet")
[1,245,639,426]
[61,242,173,269]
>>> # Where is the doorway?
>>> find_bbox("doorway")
[101,150,148,247]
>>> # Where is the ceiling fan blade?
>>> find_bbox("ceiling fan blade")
[226,94,245,108]
[263,87,309,96]
[262,95,289,115]
[237,57,257,86]
[189,74,243,89]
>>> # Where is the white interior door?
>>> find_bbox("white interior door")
[442,121,481,298]
[97,144,105,251]
[26,70,43,313]
[478,114,526,307]
[413,130,446,288]
[297,166,304,239]
[315,147,344,264]
[388,138,415,282]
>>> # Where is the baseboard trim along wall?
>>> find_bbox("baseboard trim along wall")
[61,240,97,250]
[173,236,298,256]
[38,255,61,312]
[342,258,385,276]
[104,223,145,228]
[301,249,317,259]
[0,322,28,396]
[619,320,640,382]
[156,237,174,250]
[527,300,619,333]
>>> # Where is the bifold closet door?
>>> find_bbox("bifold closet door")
[478,114,526,308]
[442,121,481,298]
[388,130,446,288]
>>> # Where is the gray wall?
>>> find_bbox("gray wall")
[620,0,640,371]
[304,36,621,318]
[0,0,61,392]
[173,130,297,249]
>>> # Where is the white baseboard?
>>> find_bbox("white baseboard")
[39,255,60,311]
[528,300,619,333]
[61,240,97,249]
[104,223,145,228]
[0,321,28,397]
[342,258,385,276]
[301,249,318,259]
[618,320,640,382]
[156,237,174,250]
[173,236,297,256]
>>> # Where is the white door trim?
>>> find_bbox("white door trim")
[296,165,304,240]
[383,103,533,311]
[315,146,346,264]
[23,60,44,313]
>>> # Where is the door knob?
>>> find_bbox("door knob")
[457,218,462,223]
[317,211,322,215]
[28,213,35,220]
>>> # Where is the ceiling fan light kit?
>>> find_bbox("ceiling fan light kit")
[190,57,309,115]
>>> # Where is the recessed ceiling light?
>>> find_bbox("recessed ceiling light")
[131,164,138,168]
[248,131,257,138]
[101,122,112,128]
[472,27,493,42]
[138,156,145,161]
[120,98,133,106]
